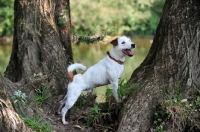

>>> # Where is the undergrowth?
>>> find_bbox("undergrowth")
[70,79,140,131]
[153,88,200,131]
[12,77,138,131]
[22,117,52,132]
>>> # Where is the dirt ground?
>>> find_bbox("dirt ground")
[45,94,119,132]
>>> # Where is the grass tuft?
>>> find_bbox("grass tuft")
[22,117,52,132]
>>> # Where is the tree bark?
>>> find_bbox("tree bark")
[1,0,73,131]
[118,0,200,131]
[0,76,32,132]
[5,0,72,106]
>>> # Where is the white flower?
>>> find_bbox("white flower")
[14,90,22,97]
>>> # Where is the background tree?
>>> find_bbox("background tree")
[0,0,165,38]
[118,0,200,131]
[0,0,14,36]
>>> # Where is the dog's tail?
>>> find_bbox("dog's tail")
[67,63,87,82]
[68,63,87,72]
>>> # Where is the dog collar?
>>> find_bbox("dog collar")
[107,51,124,65]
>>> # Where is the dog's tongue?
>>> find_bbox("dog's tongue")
[123,49,134,57]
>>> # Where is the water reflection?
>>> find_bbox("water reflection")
[0,38,151,78]
[0,44,12,75]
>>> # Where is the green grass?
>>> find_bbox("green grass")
[22,117,52,132]
[152,89,200,131]
[34,85,52,105]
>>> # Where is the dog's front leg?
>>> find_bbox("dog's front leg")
[111,82,120,102]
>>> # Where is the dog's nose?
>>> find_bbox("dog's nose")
[131,44,135,48]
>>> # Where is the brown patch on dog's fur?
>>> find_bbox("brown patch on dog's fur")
[68,72,74,82]
[68,70,87,82]
[110,38,118,46]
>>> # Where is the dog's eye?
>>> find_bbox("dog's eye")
[122,42,125,44]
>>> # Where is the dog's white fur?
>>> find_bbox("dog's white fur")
[58,36,135,124]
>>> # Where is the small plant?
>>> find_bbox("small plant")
[117,79,140,99]
[75,95,87,110]
[34,85,51,105]
[92,104,100,114]
[57,9,68,26]
[57,17,67,25]
[105,87,112,97]
[153,103,170,131]
[84,116,94,126]
[156,125,165,132]
[12,90,28,105]
[22,117,52,132]
[105,79,140,101]
[195,96,200,106]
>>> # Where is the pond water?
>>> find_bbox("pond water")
[0,37,152,101]
[0,44,12,75]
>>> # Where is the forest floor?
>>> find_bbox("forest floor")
[35,94,120,132]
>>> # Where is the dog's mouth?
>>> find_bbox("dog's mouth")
[122,49,135,57]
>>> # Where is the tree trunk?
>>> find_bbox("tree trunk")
[118,0,200,131]
[0,76,32,131]
[1,0,73,131]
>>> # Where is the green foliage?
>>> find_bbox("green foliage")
[0,0,165,37]
[75,35,105,46]
[0,0,14,36]
[84,116,94,126]
[156,125,165,132]
[105,79,140,101]
[118,79,140,99]
[195,96,200,106]
[57,17,67,26]
[105,87,112,97]
[57,9,68,26]
[153,90,200,131]
[75,94,87,110]
[71,0,165,36]
[34,85,51,105]
[92,104,100,114]
[22,117,52,132]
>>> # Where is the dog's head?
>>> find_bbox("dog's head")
[110,36,135,57]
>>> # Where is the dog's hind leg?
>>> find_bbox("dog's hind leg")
[61,90,82,124]
[57,95,68,115]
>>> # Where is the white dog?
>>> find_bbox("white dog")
[57,36,135,124]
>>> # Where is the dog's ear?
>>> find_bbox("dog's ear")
[110,38,118,46]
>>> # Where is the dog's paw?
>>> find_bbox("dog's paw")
[62,120,69,125]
